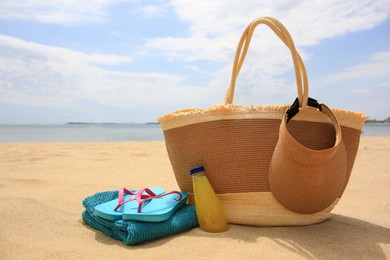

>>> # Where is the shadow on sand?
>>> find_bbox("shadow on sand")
[83,214,389,258]
[216,214,390,259]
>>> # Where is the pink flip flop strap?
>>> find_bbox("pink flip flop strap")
[135,189,183,213]
[114,188,149,211]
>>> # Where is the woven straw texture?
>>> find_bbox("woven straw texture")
[157,17,367,226]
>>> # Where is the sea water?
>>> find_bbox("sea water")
[362,124,390,137]
[0,124,164,142]
[0,123,388,142]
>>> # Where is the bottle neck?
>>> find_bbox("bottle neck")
[192,171,205,177]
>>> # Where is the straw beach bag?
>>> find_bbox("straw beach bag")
[157,17,367,226]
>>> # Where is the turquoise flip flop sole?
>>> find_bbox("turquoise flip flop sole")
[94,187,165,221]
[122,192,188,222]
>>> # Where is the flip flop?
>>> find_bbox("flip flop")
[121,188,188,222]
[94,187,165,221]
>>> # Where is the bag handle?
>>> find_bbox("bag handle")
[224,17,309,107]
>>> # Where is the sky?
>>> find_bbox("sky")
[0,0,389,124]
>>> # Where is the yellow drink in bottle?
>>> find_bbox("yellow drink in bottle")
[190,166,227,233]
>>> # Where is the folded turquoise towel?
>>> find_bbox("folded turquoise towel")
[82,190,198,245]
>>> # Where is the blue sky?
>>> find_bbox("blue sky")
[0,0,389,124]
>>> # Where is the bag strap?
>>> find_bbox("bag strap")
[224,17,309,108]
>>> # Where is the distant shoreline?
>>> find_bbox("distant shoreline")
[365,118,390,124]
[66,122,119,125]
[66,122,159,125]
[365,122,390,125]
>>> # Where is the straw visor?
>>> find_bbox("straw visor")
[268,105,348,214]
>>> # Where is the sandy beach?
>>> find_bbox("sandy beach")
[0,136,389,259]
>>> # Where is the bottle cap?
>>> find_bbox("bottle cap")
[190,166,204,175]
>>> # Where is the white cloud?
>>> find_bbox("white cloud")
[0,0,171,25]
[135,4,165,17]
[0,35,133,66]
[0,35,211,120]
[148,0,390,62]
[309,51,390,119]
[0,0,131,25]
[325,51,390,82]
[146,35,234,62]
